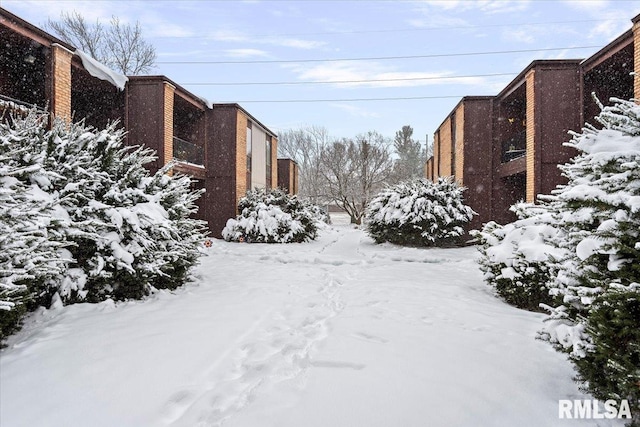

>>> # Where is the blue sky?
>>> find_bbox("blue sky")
[3,0,640,147]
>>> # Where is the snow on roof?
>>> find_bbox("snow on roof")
[74,50,128,91]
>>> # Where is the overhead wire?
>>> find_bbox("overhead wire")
[212,95,477,104]
[154,14,617,104]
[157,46,601,64]
[152,18,626,39]
[179,72,519,86]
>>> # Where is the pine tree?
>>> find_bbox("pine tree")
[142,163,207,289]
[0,111,65,339]
[1,109,208,343]
[391,125,426,183]
[537,98,640,424]
[41,118,208,301]
[473,202,566,312]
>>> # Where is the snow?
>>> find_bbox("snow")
[74,49,128,91]
[0,223,623,427]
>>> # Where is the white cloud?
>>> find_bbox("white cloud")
[407,14,470,29]
[206,30,325,50]
[504,28,535,43]
[142,18,195,38]
[588,14,631,39]
[209,29,248,43]
[561,0,609,11]
[224,48,270,58]
[330,103,381,118]
[559,1,633,39]
[416,0,531,14]
[266,37,326,50]
[284,62,491,89]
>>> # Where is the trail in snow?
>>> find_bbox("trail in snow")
[163,274,346,427]
[163,228,365,427]
[0,223,624,427]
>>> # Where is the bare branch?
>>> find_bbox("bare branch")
[45,11,156,75]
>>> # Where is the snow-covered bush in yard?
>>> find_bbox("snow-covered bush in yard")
[0,109,207,342]
[0,112,65,339]
[222,188,318,243]
[365,177,475,247]
[306,202,331,225]
[473,203,567,312]
[42,115,207,302]
[536,98,640,424]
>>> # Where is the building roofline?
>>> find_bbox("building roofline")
[277,157,298,164]
[580,28,633,71]
[1,7,75,52]
[211,103,278,138]
[434,95,494,133]
[496,59,583,100]
[127,75,209,110]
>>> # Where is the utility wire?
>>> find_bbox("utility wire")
[213,95,469,103]
[152,18,625,39]
[179,72,518,86]
[157,46,600,64]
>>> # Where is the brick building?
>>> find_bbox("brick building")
[0,7,279,238]
[205,104,278,236]
[426,13,640,232]
[277,158,299,195]
[0,8,125,126]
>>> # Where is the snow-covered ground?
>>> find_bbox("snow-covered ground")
[0,220,623,427]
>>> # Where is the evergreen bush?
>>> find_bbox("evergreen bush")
[365,177,475,247]
[222,188,319,243]
[0,109,207,343]
[477,98,640,423]
[473,203,566,312]
[539,98,640,424]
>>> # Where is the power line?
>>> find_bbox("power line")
[152,18,624,39]
[157,46,600,65]
[179,72,518,86]
[214,95,469,103]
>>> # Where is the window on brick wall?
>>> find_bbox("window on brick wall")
[265,135,272,189]
[247,122,252,190]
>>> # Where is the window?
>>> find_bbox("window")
[265,135,272,189]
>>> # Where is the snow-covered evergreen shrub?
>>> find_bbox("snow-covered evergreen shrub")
[473,203,566,312]
[537,98,640,423]
[0,112,65,339]
[306,202,331,225]
[365,177,475,247]
[222,188,318,243]
[478,98,640,422]
[0,109,207,342]
[42,116,207,302]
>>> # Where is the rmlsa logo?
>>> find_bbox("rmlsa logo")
[558,399,632,419]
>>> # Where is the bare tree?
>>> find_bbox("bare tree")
[319,131,393,224]
[278,125,330,204]
[46,11,156,75]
